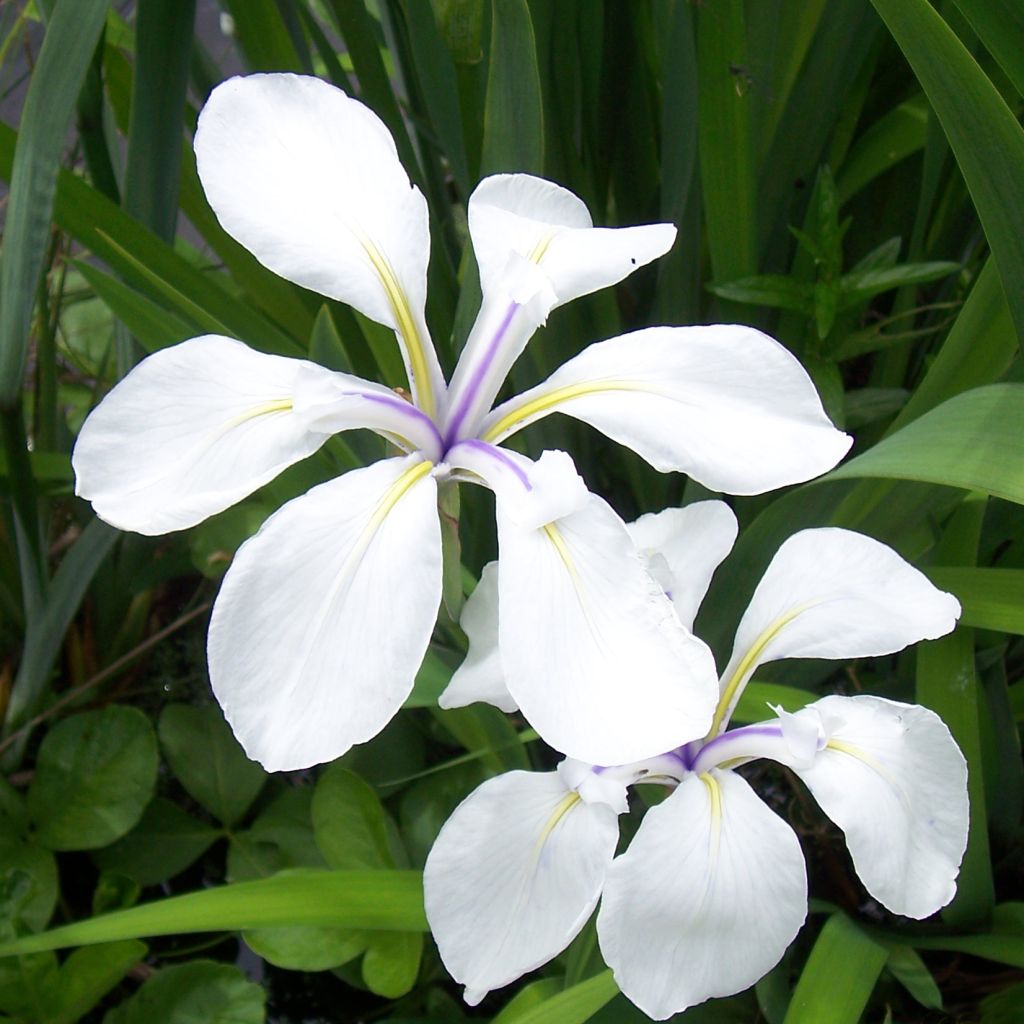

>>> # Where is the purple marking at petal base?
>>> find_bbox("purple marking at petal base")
[361,393,444,457]
[690,723,787,774]
[446,438,532,490]
[443,301,519,445]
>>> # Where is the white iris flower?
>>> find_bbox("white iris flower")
[426,505,967,1018]
[73,74,851,772]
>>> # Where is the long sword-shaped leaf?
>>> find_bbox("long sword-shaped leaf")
[830,384,1024,504]
[0,0,109,408]
[123,0,195,242]
[954,0,1024,99]
[0,870,427,957]
[491,971,619,1024]
[783,914,888,1024]
[927,567,1024,636]
[871,0,1024,351]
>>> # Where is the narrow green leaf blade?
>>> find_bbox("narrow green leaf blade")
[481,0,544,174]
[871,0,1024,350]
[0,0,109,407]
[783,914,888,1024]
[491,970,619,1024]
[830,384,1024,504]
[927,567,1024,635]
[0,870,428,956]
[954,0,1024,99]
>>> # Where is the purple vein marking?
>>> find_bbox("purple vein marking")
[443,301,519,446]
[690,724,786,775]
[361,393,444,456]
[447,438,532,490]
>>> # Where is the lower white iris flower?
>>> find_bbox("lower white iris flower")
[426,506,968,1018]
[72,73,851,771]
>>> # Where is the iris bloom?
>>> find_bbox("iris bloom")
[73,73,850,771]
[426,504,967,1018]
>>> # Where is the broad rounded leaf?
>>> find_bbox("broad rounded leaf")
[208,455,442,772]
[424,770,618,1005]
[598,770,807,1019]
[311,766,395,870]
[158,704,265,826]
[103,960,264,1024]
[0,836,57,933]
[28,706,158,851]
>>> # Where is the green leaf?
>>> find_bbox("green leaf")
[0,870,427,956]
[839,261,960,306]
[158,704,265,827]
[481,0,543,175]
[0,0,109,407]
[889,258,1017,432]
[224,0,303,73]
[696,0,756,281]
[733,682,813,723]
[927,567,1024,635]
[782,914,888,1024]
[93,799,221,887]
[898,902,1024,967]
[27,706,158,851]
[0,121,302,359]
[103,960,264,1024]
[312,766,394,870]
[953,0,1024,99]
[75,262,195,353]
[0,950,57,1021]
[706,275,812,313]
[362,929,423,998]
[885,945,942,1011]
[829,384,1024,504]
[491,970,618,1024]
[227,788,324,883]
[870,0,1024,350]
[123,0,196,243]
[0,836,57,934]
[243,925,367,973]
[48,940,146,1024]
[4,516,118,734]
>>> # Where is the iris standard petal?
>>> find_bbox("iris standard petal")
[713,528,961,733]
[597,770,807,1020]
[423,769,619,1005]
[468,174,675,310]
[438,561,518,712]
[626,501,738,630]
[442,175,675,442]
[479,325,852,493]
[207,455,441,771]
[791,694,968,918]
[72,335,374,535]
[496,490,719,765]
[194,73,445,417]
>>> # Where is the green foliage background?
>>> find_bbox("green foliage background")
[0,0,1023,1021]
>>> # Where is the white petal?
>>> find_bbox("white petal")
[446,442,589,530]
[195,74,445,416]
[791,695,969,918]
[72,336,386,535]
[208,455,441,771]
[443,176,675,442]
[597,770,807,1019]
[627,502,738,630]
[496,491,719,765]
[468,174,675,310]
[715,529,962,730]
[438,561,518,713]
[424,770,619,1004]
[479,325,852,494]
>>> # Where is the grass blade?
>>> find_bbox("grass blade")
[871,0,1024,350]
[0,0,109,408]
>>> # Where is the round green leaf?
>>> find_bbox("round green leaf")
[0,836,57,934]
[103,961,264,1024]
[158,704,265,827]
[27,706,158,851]
[243,924,367,972]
